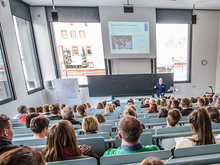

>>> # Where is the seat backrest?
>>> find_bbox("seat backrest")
[143,129,155,135]
[115,132,152,148]
[76,132,110,139]
[13,128,33,134]
[111,132,118,138]
[49,120,61,125]
[137,114,145,118]
[98,124,112,133]
[12,138,47,146]
[10,119,19,124]
[156,126,191,134]
[212,123,220,129]
[104,113,120,116]
[138,118,149,124]
[12,123,26,128]
[144,114,158,118]
[174,144,220,158]
[99,122,117,126]
[47,157,97,165]
[105,116,119,120]
[77,137,106,157]
[149,118,166,123]
[100,150,171,165]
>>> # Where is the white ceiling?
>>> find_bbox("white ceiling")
[22,0,220,9]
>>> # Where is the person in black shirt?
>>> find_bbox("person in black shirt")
[47,104,62,120]
[180,98,194,116]
[0,114,16,155]
[62,106,81,125]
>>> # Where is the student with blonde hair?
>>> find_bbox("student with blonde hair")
[94,113,106,123]
[123,109,137,118]
[85,102,91,109]
[148,104,158,114]
[105,104,114,113]
[160,98,167,107]
[82,116,99,134]
[76,105,87,118]
[140,157,165,165]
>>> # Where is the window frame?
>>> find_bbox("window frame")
[61,30,68,39]
[85,45,93,55]
[58,45,64,56]
[79,30,85,39]
[156,24,192,83]
[72,45,79,56]
[12,16,44,95]
[0,24,16,105]
[70,30,77,39]
[87,62,94,68]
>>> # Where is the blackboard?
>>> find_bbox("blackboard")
[87,73,173,97]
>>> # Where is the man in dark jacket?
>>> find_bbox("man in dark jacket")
[180,98,194,116]
[154,78,166,97]
[0,114,15,155]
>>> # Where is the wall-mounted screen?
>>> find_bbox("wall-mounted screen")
[108,22,150,54]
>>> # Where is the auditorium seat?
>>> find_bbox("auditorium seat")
[47,157,98,165]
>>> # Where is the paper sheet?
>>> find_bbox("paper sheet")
[61,81,76,98]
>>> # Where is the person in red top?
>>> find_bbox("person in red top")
[148,104,159,114]
[144,99,155,111]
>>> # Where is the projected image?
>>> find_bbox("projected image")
[111,36,133,50]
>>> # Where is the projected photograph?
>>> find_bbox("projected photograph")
[111,35,133,50]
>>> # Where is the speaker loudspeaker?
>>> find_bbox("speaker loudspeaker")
[51,11,58,22]
[124,5,133,13]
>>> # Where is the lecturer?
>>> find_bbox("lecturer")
[154,78,166,97]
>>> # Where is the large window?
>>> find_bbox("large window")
[13,16,43,93]
[0,25,15,105]
[51,22,106,85]
[156,24,191,82]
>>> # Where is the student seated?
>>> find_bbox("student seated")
[160,98,167,107]
[127,105,136,111]
[204,97,210,106]
[144,99,156,111]
[35,106,43,114]
[197,98,205,109]
[94,113,106,123]
[47,104,62,120]
[141,99,151,109]
[167,100,172,109]
[156,99,161,106]
[123,109,145,129]
[171,99,182,111]
[209,97,213,104]
[169,96,175,101]
[27,107,36,114]
[25,113,39,128]
[105,104,114,113]
[180,98,194,116]
[102,101,107,108]
[62,106,81,125]
[85,102,91,109]
[0,114,15,155]
[140,157,165,165]
[115,99,121,107]
[14,105,28,119]
[43,120,85,162]
[76,104,87,118]
[214,100,220,110]
[30,117,50,139]
[147,104,159,114]
[157,108,168,118]
[41,104,51,116]
[0,146,46,165]
[96,102,104,109]
[206,107,220,123]
[104,116,159,156]
[82,116,99,134]
[61,104,66,110]
[176,108,220,148]
[166,109,182,127]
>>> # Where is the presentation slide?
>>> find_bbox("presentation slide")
[108,22,150,54]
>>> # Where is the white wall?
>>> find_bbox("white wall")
[175,10,219,98]
[0,1,47,118]
[215,12,220,95]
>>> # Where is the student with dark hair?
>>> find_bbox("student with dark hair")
[180,98,194,116]
[104,116,159,156]
[209,97,213,104]
[176,108,220,148]
[148,104,159,114]
[0,146,46,165]
[140,157,165,165]
[47,104,62,120]
[171,100,182,111]
[0,114,15,155]
[156,99,161,106]
[30,117,50,139]
[167,100,172,109]
[41,104,51,116]
[141,99,150,108]
[94,113,106,123]
[206,107,220,123]
[204,97,210,106]
[35,106,43,114]
[61,104,66,110]
[127,99,134,105]
[62,106,81,125]
[158,108,168,118]
[143,99,155,110]
[167,109,182,127]
[197,98,205,109]
[27,107,36,114]
[214,100,220,110]
[115,100,121,107]
[14,105,28,119]
[72,105,78,113]
[160,98,167,107]
[76,104,87,118]
[25,113,39,128]
[102,101,107,108]
[96,102,104,109]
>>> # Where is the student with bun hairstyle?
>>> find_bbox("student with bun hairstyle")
[47,104,62,120]
[206,107,220,123]
[176,108,220,148]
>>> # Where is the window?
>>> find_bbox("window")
[72,46,79,55]
[51,22,106,84]
[13,16,43,93]
[70,31,76,39]
[58,45,64,56]
[79,30,85,39]
[87,62,94,68]
[86,46,92,55]
[61,30,68,39]
[156,24,191,82]
[0,25,15,105]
